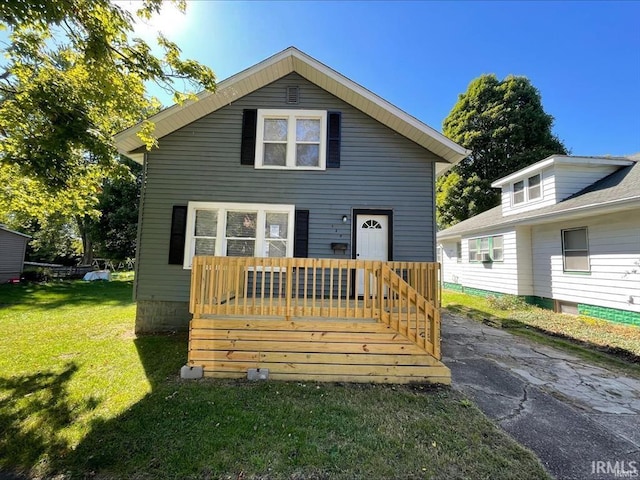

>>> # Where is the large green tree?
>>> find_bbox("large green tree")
[0,0,215,187]
[437,74,568,228]
[0,0,215,262]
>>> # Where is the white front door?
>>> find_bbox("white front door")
[356,214,389,295]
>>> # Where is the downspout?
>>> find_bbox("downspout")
[431,161,438,263]
[133,153,148,301]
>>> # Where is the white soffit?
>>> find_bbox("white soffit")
[114,47,470,166]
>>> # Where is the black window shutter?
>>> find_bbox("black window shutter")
[168,205,188,264]
[241,109,257,165]
[327,111,341,168]
[294,210,309,258]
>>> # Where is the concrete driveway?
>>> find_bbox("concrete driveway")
[442,312,640,480]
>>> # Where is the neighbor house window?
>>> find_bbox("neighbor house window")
[527,174,541,200]
[255,109,327,170]
[456,242,462,263]
[513,180,525,204]
[512,173,542,205]
[183,202,295,268]
[562,227,590,272]
[468,235,504,262]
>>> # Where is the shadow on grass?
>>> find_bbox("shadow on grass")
[444,304,640,366]
[54,333,190,477]
[0,280,134,310]
[0,363,100,475]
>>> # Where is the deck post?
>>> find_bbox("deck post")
[285,258,293,321]
[376,261,383,319]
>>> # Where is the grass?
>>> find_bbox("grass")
[442,290,640,375]
[0,277,551,479]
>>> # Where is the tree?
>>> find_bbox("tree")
[88,157,143,261]
[0,0,215,187]
[0,0,215,261]
[437,74,568,228]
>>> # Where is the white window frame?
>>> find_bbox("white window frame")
[468,235,504,263]
[183,202,295,269]
[561,227,590,273]
[527,173,541,200]
[512,173,542,205]
[255,109,327,170]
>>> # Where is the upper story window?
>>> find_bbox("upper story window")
[562,227,590,272]
[255,109,327,170]
[183,202,295,269]
[468,235,503,263]
[512,173,542,205]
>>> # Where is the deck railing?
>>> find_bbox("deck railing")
[189,256,441,358]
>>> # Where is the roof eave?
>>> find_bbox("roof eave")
[437,196,640,239]
[491,155,636,187]
[0,226,32,239]
[115,47,469,165]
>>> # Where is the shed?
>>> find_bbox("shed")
[0,225,31,283]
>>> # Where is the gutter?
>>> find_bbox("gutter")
[438,196,640,240]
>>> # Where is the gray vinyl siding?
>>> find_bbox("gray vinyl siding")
[136,73,440,303]
[0,229,28,282]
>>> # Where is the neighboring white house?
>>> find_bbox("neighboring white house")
[437,155,640,326]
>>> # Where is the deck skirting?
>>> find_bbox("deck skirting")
[188,317,450,384]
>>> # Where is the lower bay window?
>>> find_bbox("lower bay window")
[184,202,295,268]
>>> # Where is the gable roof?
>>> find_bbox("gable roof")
[438,159,640,239]
[0,225,31,239]
[114,47,470,172]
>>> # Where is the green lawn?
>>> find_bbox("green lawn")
[0,278,550,479]
[442,290,640,372]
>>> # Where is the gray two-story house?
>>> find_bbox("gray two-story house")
[116,47,468,334]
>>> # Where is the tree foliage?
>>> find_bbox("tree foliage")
[89,157,143,261]
[0,0,215,262]
[0,0,215,188]
[437,74,568,228]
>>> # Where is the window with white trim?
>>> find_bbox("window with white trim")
[468,235,504,262]
[562,227,590,272]
[513,173,542,205]
[183,202,295,268]
[255,109,327,170]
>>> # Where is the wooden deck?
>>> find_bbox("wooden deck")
[188,257,449,384]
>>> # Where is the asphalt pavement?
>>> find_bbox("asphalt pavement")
[442,312,640,480]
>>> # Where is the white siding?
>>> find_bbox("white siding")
[440,240,464,285]
[458,229,520,295]
[516,226,534,296]
[554,164,619,201]
[532,211,640,312]
[502,168,556,217]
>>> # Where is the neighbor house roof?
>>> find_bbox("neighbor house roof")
[438,159,640,240]
[114,47,470,172]
[0,225,31,239]
[491,155,634,187]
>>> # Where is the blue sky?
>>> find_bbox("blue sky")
[134,0,639,157]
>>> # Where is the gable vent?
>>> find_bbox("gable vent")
[286,86,299,104]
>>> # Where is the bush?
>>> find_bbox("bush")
[487,294,531,311]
